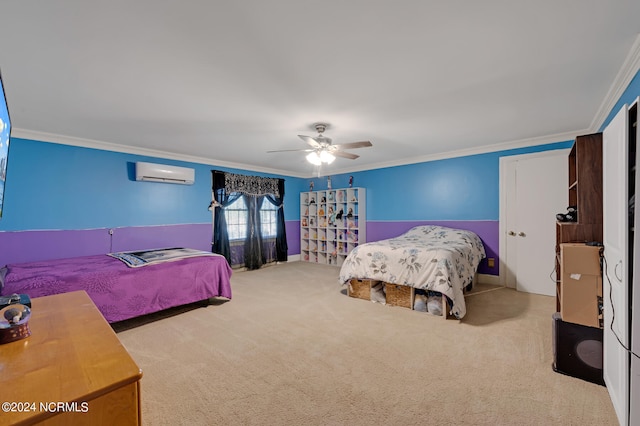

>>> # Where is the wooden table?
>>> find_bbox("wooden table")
[0,291,142,425]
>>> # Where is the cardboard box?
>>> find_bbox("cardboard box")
[560,243,601,276]
[560,243,602,328]
[561,273,602,328]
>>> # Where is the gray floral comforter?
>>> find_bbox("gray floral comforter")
[339,225,486,318]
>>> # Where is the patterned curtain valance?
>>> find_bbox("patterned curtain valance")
[224,172,280,197]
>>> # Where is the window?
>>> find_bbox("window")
[224,196,278,241]
[260,198,278,238]
[225,197,248,241]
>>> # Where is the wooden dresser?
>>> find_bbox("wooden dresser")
[0,290,142,425]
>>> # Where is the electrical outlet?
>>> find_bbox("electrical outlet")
[109,229,114,235]
[487,257,495,268]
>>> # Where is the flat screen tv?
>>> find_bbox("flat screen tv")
[0,69,11,219]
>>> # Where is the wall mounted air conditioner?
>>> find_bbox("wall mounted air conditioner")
[135,162,195,185]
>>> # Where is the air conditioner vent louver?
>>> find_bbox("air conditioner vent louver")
[135,162,195,185]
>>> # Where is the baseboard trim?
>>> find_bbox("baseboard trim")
[477,273,501,286]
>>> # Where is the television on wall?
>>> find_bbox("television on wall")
[0,69,11,219]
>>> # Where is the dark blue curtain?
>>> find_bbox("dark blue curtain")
[243,194,265,270]
[211,170,242,264]
[264,179,288,262]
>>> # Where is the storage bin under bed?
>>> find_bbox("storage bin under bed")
[347,279,450,318]
[347,279,378,300]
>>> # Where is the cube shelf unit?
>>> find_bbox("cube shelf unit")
[300,187,366,266]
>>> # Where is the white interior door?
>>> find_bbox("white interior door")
[603,103,629,426]
[501,150,568,296]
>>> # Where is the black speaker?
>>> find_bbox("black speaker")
[552,312,604,385]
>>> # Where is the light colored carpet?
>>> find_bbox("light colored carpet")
[116,262,618,425]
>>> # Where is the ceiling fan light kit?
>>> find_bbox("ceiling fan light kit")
[306,150,336,165]
[306,151,322,165]
[320,150,336,163]
[268,121,372,167]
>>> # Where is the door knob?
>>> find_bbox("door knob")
[508,231,516,236]
[518,232,526,237]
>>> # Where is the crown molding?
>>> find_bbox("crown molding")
[321,128,584,177]
[11,128,308,178]
[590,33,640,131]
[12,126,584,180]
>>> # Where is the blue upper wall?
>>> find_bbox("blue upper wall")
[304,141,572,221]
[0,136,612,232]
[0,138,303,231]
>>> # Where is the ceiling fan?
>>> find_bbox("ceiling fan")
[267,122,372,165]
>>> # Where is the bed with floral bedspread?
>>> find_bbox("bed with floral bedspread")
[338,225,486,319]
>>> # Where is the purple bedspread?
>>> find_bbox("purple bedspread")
[2,253,233,323]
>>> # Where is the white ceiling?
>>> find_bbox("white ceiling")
[2,1,640,177]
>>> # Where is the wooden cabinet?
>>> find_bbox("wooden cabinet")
[555,133,603,311]
[300,187,365,266]
[1,291,142,425]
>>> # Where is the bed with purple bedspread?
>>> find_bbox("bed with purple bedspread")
[0,250,233,323]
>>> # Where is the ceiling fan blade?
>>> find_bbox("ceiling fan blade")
[298,135,321,148]
[266,148,313,153]
[333,150,359,160]
[332,141,372,150]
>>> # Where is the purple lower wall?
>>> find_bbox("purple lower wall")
[1,222,303,267]
[0,224,214,266]
[110,224,213,253]
[2,220,494,273]
[285,221,300,255]
[0,229,111,265]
